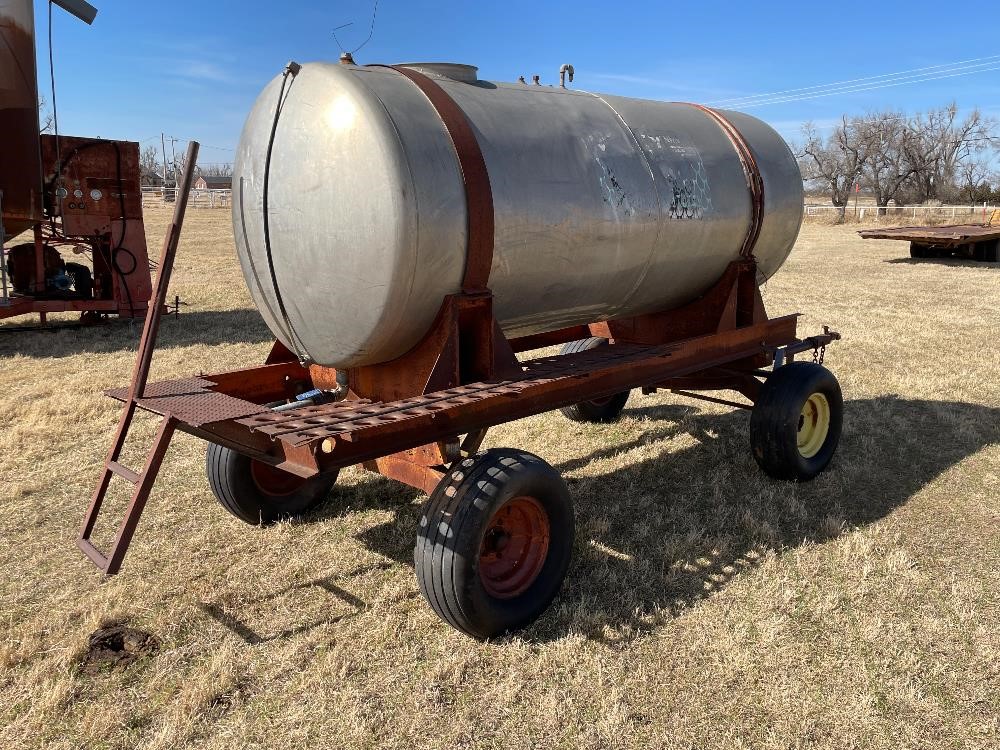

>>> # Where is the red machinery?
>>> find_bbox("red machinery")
[0,1,153,326]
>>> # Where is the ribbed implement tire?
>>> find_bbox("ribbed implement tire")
[205,442,338,525]
[558,338,631,423]
[414,449,574,639]
[749,362,843,482]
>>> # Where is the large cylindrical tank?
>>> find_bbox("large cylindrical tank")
[0,0,43,237]
[233,62,803,368]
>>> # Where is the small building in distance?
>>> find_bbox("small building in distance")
[194,174,232,190]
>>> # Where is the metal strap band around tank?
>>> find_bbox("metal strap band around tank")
[688,104,765,259]
[370,64,495,292]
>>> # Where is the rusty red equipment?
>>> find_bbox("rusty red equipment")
[859,220,1000,262]
[79,76,844,640]
[0,2,154,326]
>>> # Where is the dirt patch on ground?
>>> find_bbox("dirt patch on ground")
[79,623,159,675]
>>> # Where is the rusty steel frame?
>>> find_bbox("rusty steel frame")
[81,256,839,574]
[76,66,841,575]
[859,223,1000,247]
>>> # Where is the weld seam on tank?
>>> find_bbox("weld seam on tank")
[582,90,665,316]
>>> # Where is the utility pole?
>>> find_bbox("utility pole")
[160,133,168,186]
[169,137,179,183]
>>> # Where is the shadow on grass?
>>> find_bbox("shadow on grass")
[338,395,998,643]
[0,308,273,357]
[883,257,998,268]
[196,563,390,645]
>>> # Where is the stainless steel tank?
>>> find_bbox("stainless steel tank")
[0,0,43,237]
[233,62,803,368]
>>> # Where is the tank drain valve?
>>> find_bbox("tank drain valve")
[271,379,347,412]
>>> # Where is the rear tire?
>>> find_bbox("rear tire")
[909,243,929,259]
[414,449,574,639]
[205,442,338,525]
[974,240,999,262]
[558,337,631,423]
[750,362,843,481]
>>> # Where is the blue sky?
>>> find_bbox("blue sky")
[37,0,1000,168]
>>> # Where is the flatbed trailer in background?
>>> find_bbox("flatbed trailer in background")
[860,220,1000,262]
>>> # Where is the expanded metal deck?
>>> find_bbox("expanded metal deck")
[105,315,803,476]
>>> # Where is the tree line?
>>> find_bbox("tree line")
[797,103,999,215]
[138,144,232,186]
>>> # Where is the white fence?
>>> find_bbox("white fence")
[142,186,231,209]
[804,203,996,222]
[139,188,996,221]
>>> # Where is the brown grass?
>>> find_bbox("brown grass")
[1,209,998,749]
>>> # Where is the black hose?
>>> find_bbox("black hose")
[261,61,309,363]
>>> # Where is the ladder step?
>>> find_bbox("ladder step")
[108,460,140,485]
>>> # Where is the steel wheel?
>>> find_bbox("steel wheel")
[797,392,831,459]
[479,495,551,599]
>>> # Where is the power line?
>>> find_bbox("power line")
[708,57,1000,110]
[709,53,1000,107]
[164,136,233,151]
[716,65,1000,109]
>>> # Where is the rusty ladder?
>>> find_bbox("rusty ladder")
[77,142,200,574]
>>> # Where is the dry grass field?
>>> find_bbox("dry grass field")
[1,208,998,749]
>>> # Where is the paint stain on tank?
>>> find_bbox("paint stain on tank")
[638,133,712,220]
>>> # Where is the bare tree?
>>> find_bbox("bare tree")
[38,96,53,134]
[139,145,162,185]
[201,163,233,177]
[798,117,870,220]
[957,158,993,204]
[902,104,995,203]
[857,112,914,213]
[796,103,998,213]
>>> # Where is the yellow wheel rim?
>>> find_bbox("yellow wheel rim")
[797,393,831,459]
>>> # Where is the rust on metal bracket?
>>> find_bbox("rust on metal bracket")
[688,105,765,259]
[593,259,769,345]
[373,64,495,292]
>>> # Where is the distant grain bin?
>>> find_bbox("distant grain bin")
[233,61,803,368]
[0,0,44,237]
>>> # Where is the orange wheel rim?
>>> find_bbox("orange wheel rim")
[249,460,305,497]
[478,495,550,599]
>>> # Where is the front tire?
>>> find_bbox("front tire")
[205,442,338,525]
[415,449,574,639]
[750,362,843,481]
